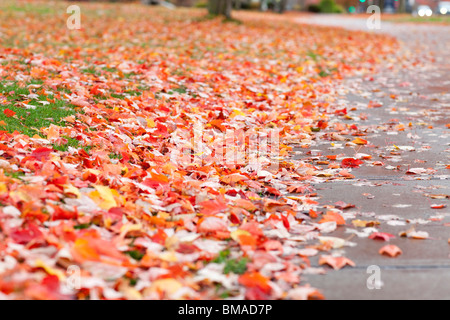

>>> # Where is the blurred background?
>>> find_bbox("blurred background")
[66,0,449,16]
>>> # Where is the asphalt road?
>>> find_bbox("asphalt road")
[297,15,450,299]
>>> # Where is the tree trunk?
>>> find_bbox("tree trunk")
[208,0,232,19]
[299,0,306,11]
[277,0,288,13]
[379,0,385,12]
[260,0,268,11]
[398,0,406,12]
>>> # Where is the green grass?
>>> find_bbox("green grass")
[102,67,118,73]
[0,81,79,138]
[81,67,100,76]
[0,3,54,15]
[386,15,450,24]
[223,257,248,274]
[213,249,231,263]
[108,153,123,160]
[74,223,92,230]
[52,136,91,153]
[124,249,145,261]
[212,249,249,275]
[172,86,187,94]
[124,90,142,96]
[4,170,25,180]
[307,50,321,62]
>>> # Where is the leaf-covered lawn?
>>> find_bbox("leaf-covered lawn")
[0,0,401,299]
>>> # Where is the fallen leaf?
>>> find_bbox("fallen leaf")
[379,245,402,257]
[341,158,364,168]
[319,255,355,270]
[319,211,346,225]
[369,232,395,241]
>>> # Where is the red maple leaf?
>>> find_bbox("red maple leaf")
[3,108,16,117]
[342,158,364,168]
[369,232,395,241]
[10,223,45,245]
[30,147,53,161]
[199,198,228,215]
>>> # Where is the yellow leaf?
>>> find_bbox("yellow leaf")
[352,138,367,145]
[230,109,246,118]
[34,259,66,280]
[146,118,156,128]
[63,184,80,198]
[150,279,182,295]
[9,190,31,202]
[119,283,142,300]
[90,185,117,210]
[159,251,178,262]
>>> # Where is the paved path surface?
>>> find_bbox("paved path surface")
[297,16,450,299]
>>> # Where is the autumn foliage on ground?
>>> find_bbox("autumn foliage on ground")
[0,1,398,299]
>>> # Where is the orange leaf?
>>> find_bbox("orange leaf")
[239,272,271,293]
[352,137,367,145]
[199,198,228,215]
[71,236,126,264]
[71,238,100,262]
[319,255,355,270]
[430,204,446,209]
[379,245,402,257]
[46,125,60,141]
[220,173,246,185]
[319,211,345,225]
[231,230,256,248]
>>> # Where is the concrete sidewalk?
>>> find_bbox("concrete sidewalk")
[297,16,450,299]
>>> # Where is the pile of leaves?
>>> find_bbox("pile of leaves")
[0,1,400,299]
